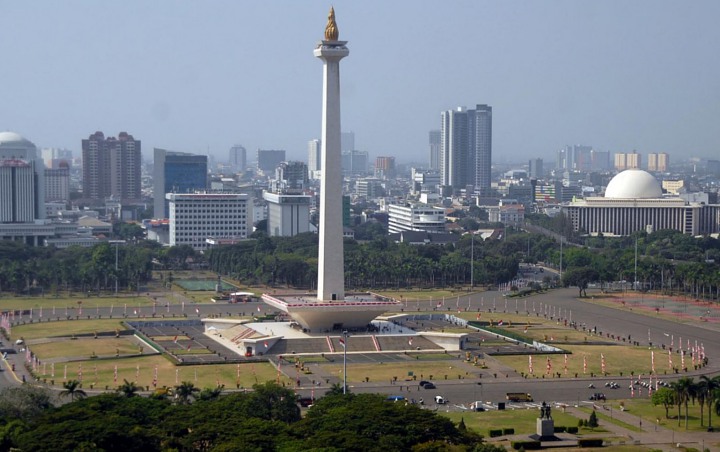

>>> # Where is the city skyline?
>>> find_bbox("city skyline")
[1,1,719,164]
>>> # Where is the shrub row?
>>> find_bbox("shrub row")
[578,438,604,447]
[511,440,541,450]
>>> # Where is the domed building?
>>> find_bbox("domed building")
[563,169,720,236]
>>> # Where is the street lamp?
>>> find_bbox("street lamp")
[470,233,474,288]
[342,330,349,394]
[109,240,126,298]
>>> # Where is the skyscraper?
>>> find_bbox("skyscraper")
[256,149,286,172]
[82,131,141,202]
[528,158,544,179]
[153,148,208,219]
[0,132,45,223]
[374,156,396,179]
[429,129,441,170]
[314,6,347,302]
[307,139,321,179]
[228,145,246,172]
[440,104,492,194]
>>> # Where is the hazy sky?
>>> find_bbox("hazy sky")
[2,1,719,165]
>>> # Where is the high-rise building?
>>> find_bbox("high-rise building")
[647,152,669,172]
[153,148,208,219]
[341,131,355,152]
[528,158,544,179]
[82,131,141,202]
[0,132,45,222]
[228,145,246,172]
[307,139,321,178]
[440,104,492,194]
[341,149,368,175]
[429,130,441,170]
[557,145,594,171]
[614,151,641,171]
[274,161,309,191]
[40,148,73,169]
[375,156,396,179]
[45,162,70,202]
[263,192,312,237]
[256,149,286,172]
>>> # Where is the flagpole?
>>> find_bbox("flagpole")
[342,330,348,395]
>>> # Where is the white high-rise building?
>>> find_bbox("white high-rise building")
[167,193,252,251]
[388,203,446,234]
[307,139,321,179]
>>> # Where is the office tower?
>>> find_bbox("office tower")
[256,149,286,172]
[0,132,45,222]
[153,148,208,219]
[263,191,312,237]
[45,162,70,202]
[308,139,321,179]
[614,151,641,171]
[375,156,396,179]
[341,131,355,152]
[314,6,348,302]
[82,131,141,202]
[429,130,441,170]
[557,145,594,171]
[274,161,309,191]
[440,104,492,194]
[590,150,611,171]
[228,145,246,172]
[167,193,251,251]
[341,149,369,175]
[529,158,544,179]
[41,148,73,169]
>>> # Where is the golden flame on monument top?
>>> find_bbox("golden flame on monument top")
[324,6,339,41]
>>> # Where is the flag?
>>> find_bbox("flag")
[546,357,552,375]
[264,341,269,348]
[528,355,533,374]
[583,355,587,374]
[173,335,178,343]
[408,338,413,346]
[257,306,261,312]
[114,365,118,383]
[187,343,192,351]
[153,366,158,387]
[564,354,568,375]
[601,353,606,374]
[668,350,673,369]
[338,337,346,348]
[498,320,503,326]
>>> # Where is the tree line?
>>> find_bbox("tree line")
[0,382,504,452]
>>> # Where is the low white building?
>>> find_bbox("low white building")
[167,193,252,250]
[387,203,446,234]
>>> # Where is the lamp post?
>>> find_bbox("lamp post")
[109,240,126,298]
[470,233,474,288]
[342,330,348,394]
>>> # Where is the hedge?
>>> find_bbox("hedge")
[511,440,542,450]
[502,428,515,435]
[578,438,604,447]
[489,429,503,438]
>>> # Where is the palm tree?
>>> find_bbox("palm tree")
[174,381,199,404]
[671,377,695,429]
[198,386,224,401]
[60,379,87,402]
[703,376,720,429]
[117,379,141,398]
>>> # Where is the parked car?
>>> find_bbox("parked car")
[423,382,436,389]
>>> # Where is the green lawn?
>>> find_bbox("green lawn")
[34,356,293,390]
[0,295,155,310]
[321,360,474,384]
[442,407,583,436]
[494,344,663,377]
[11,319,129,340]
[28,337,142,360]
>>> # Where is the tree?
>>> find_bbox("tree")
[117,379,141,398]
[60,380,87,402]
[562,267,599,297]
[588,410,599,428]
[174,381,199,405]
[671,377,695,429]
[0,386,53,421]
[651,387,675,419]
[198,386,224,401]
[700,375,720,429]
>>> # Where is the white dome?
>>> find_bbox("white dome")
[0,131,34,147]
[605,169,662,199]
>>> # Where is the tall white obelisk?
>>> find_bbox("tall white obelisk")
[314,7,348,302]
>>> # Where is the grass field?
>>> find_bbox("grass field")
[376,289,482,301]
[12,319,129,340]
[618,398,716,433]
[494,344,663,377]
[442,408,588,436]
[0,295,155,310]
[33,356,293,390]
[28,337,142,360]
[321,361,474,384]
